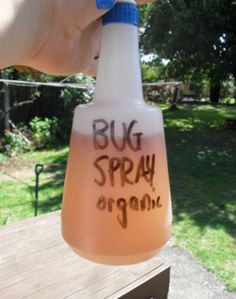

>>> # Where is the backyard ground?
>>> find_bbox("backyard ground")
[0,103,235,292]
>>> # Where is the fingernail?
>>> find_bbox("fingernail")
[96,0,115,10]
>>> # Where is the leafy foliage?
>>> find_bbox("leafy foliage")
[142,58,167,82]
[58,74,94,142]
[0,129,31,156]
[29,117,58,148]
[142,0,236,101]
[139,3,154,27]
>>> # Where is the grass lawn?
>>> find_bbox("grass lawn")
[0,103,235,291]
[162,103,236,292]
[0,147,67,224]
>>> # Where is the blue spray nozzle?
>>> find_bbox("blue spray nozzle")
[96,0,116,10]
[96,1,139,27]
[103,3,139,27]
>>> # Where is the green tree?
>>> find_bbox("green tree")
[142,0,236,102]
[142,58,167,82]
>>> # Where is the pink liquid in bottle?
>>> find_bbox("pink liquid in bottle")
[61,1,172,265]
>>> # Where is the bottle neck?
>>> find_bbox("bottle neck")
[94,23,144,105]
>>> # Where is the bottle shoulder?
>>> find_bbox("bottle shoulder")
[75,101,162,116]
[73,102,164,136]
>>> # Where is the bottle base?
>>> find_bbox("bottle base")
[70,246,160,265]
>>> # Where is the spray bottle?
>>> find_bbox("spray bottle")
[61,0,172,265]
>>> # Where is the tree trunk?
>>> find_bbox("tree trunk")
[170,85,179,110]
[4,84,10,130]
[210,80,221,103]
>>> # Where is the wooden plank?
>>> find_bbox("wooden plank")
[0,211,59,242]
[106,265,170,299]
[0,234,62,267]
[21,260,165,299]
[21,264,121,299]
[67,263,170,299]
[0,244,68,287]
[0,212,60,265]
[0,212,170,299]
[0,256,93,299]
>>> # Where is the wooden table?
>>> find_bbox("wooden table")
[0,211,170,299]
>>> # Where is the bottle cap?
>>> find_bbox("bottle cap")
[102,2,139,27]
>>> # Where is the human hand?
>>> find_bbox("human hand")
[0,0,154,76]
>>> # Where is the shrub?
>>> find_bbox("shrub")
[0,129,31,156]
[29,117,58,148]
[221,96,235,105]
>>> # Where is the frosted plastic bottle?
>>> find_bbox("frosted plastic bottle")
[61,0,172,265]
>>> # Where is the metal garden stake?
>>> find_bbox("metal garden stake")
[34,164,44,216]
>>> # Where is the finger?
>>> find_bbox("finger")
[82,47,101,77]
[77,19,102,73]
[85,59,99,77]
